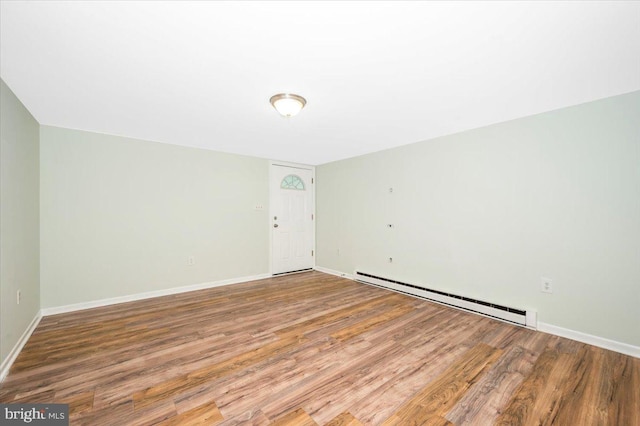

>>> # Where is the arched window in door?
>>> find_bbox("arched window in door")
[280,174,305,190]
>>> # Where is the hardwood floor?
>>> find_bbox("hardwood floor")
[1,271,638,425]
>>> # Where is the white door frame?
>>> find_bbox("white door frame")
[269,160,316,275]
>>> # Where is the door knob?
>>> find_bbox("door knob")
[273,224,279,228]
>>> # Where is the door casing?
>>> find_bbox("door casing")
[269,160,316,275]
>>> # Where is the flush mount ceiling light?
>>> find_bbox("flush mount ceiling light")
[270,93,307,117]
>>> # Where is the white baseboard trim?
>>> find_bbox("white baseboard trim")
[538,322,639,359]
[41,273,272,316]
[314,266,354,280]
[1,310,42,382]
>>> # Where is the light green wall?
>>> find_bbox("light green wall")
[0,80,40,363]
[40,126,269,308]
[317,91,640,347]
[5,83,639,351]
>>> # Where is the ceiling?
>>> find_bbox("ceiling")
[1,1,639,165]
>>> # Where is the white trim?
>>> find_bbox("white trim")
[41,273,271,316]
[314,266,354,280]
[1,310,42,382]
[538,322,640,359]
[269,159,315,170]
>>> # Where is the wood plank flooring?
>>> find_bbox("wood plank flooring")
[1,271,638,425]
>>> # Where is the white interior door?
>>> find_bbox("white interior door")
[271,164,314,274]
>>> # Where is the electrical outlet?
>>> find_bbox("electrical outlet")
[541,277,553,293]
[188,256,196,266]
[254,204,264,211]
[17,290,21,305]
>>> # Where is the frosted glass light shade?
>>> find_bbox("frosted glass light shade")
[270,93,306,117]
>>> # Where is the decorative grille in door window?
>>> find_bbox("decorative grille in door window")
[280,174,305,190]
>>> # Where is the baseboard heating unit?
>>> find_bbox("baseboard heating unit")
[354,271,537,328]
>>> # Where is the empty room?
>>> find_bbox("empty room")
[1,1,639,425]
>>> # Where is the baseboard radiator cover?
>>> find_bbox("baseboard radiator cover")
[354,271,537,328]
